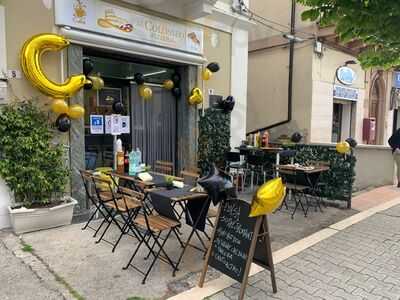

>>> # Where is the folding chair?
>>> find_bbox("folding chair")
[80,170,113,236]
[123,190,183,284]
[91,175,142,252]
[279,168,309,219]
[154,160,174,175]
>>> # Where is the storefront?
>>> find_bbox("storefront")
[0,0,251,220]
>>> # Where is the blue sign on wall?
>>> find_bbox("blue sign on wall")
[333,85,358,101]
[336,66,357,86]
[90,115,104,134]
[394,72,400,89]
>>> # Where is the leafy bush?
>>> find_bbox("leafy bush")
[198,108,231,176]
[0,101,69,207]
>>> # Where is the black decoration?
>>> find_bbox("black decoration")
[172,87,182,98]
[346,137,358,148]
[84,78,93,90]
[198,164,234,205]
[217,96,235,114]
[55,114,71,132]
[134,73,145,85]
[112,100,124,114]
[207,62,220,73]
[291,132,303,143]
[171,72,181,85]
[83,58,94,76]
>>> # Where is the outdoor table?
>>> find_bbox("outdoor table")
[275,164,330,214]
[148,186,210,275]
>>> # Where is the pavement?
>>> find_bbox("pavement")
[0,186,398,300]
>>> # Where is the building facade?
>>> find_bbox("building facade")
[247,0,396,146]
[0,0,251,226]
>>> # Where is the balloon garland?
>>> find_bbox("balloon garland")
[188,88,203,105]
[202,62,220,81]
[20,33,104,132]
[336,141,351,154]
[216,95,235,113]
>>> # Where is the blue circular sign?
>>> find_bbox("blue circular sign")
[336,66,357,85]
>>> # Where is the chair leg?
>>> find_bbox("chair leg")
[82,206,100,230]
[251,171,254,190]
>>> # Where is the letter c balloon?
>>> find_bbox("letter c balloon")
[21,33,88,99]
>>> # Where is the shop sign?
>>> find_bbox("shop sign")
[90,115,104,134]
[54,0,204,55]
[333,84,358,101]
[336,66,357,86]
[393,72,400,89]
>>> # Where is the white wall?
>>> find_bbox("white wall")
[230,0,249,147]
[0,5,6,78]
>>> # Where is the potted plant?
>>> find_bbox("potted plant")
[164,175,174,190]
[0,101,76,234]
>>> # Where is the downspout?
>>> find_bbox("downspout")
[247,0,295,135]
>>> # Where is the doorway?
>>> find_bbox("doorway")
[83,53,178,172]
[332,103,343,143]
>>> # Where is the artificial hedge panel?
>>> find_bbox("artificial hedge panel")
[198,108,231,176]
[285,144,356,201]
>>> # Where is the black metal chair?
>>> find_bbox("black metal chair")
[247,152,267,190]
[225,151,247,192]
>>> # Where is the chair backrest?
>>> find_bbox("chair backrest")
[154,160,174,175]
[91,175,115,201]
[180,170,199,186]
[149,192,179,222]
[225,151,240,163]
[80,170,96,202]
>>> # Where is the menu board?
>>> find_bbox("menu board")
[208,199,257,282]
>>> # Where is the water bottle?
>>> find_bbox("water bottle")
[136,148,142,165]
[129,150,136,176]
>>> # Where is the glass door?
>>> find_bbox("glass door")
[332,103,343,143]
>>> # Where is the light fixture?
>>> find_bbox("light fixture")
[283,33,306,43]
[143,70,167,77]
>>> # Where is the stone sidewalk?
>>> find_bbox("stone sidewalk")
[207,204,400,300]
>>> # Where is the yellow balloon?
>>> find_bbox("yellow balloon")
[51,99,69,114]
[163,79,174,90]
[138,85,145,97]
[143,87,153,100]
[188,87,203,105]
[88,76,104,91]
[336,141,350,154]
[250,177,286,217]
[68,104,85,119]
[21,33,88,99]
[202,68,212,81]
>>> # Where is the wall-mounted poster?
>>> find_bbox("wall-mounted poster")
[90,115,104,134]
[98,87,122,107]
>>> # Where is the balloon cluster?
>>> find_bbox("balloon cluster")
[20,34,104,132]
[134,73,153,101]
[188,88,203,105]
[336,141,351,154]
[345,137,358,148]
[216,96,235,114]
[202,62,220,81]
[168,72,182,99]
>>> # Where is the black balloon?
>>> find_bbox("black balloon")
[207,62,220,73]
[171,72,181,85]
[217,96,235,113]
[198,164,234,205]
[84,78,93,90]
[346,137,358,148]
[56,114,71,132]
[134,73,145,85]
[112,100,124,114]
[83,58,94,76]
[291,132,302,143]
[172,87,182,98]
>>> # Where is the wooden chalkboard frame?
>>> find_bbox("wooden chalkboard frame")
[199,199,277,300]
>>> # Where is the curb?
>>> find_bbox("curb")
[168,196,400,300]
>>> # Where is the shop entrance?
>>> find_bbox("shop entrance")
[83,53,177,172]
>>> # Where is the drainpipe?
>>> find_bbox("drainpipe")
[247,0,295,135]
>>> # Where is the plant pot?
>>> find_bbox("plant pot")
[0,178,13,230]
[8,197,77,234]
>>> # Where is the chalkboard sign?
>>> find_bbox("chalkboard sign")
[199,199,277,300]
[208,199,257,282]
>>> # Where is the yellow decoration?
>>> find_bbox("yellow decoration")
[68,104,85,119]
[188,87,203,105]
[143,87,153,100]
[88,76,104,90]
[21,33,88,99]
[51,99,69,114]
[202,68,212,81]
[249,177,286,217]
[336,141,351,154]
[163,79,174,90]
